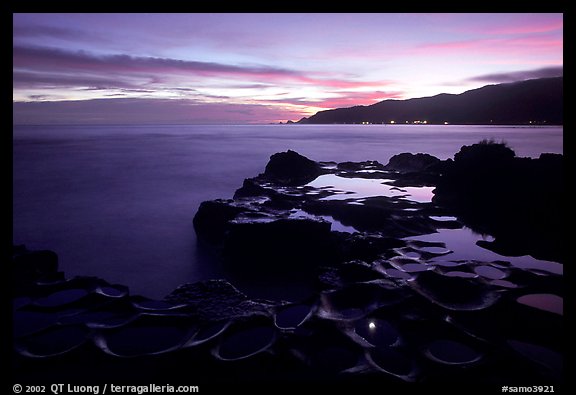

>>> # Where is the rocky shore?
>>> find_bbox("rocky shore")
[12,143,564,389]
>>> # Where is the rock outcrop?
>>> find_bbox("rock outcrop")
[13,145,564,388]
[263,149,324,185]
[433,141,563,262]
[384,152,441,173]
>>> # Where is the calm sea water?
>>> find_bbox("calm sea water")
[13,124,563,299]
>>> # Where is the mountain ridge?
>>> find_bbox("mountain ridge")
[298,77,563,125]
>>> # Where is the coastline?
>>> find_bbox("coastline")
[12,143,564,387]
[12,124,563,299]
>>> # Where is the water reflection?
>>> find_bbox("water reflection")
[517,294,563,315]
[405,228,561,275]
[306,174,435,202]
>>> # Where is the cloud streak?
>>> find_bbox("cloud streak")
[485,20,563,35]
[262,91,405,109]
[13,45,390,93]
[13,45,301,78]
[13,70,143,91]
[13,98,304,125]
[13,25,106,43]
[413,35,562,57]
[467,66,563,83]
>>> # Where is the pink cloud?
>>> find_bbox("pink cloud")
[499,35,563,50]
[478,18,563,36]
[298,78,392,90]
[13,45,390,94]
[312,93,403,109]
[413,34,562,57]
[425,14,563,38]
[261,91,405,109]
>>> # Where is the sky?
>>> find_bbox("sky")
[12,13,563,124]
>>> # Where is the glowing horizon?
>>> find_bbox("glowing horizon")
[13,13,563,124]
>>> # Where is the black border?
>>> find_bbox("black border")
[7,5,571,394]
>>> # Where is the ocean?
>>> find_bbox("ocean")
[13,124,563,299]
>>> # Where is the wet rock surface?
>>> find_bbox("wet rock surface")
[12,146,564,389]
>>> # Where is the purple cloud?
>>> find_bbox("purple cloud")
[13,45,391,94]
[13,70,143,90]
[13,25,105,43]
[13,45,302,79]
[467,66,563,83]
[13,98,304,125]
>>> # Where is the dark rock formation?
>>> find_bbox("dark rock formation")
[433,141,563,262]
[303,197,439,235]
[223,217,335,268]
[382,152,443,187]
[193,151,449,275]
[408,270,501,311]
[453,139,516,166]
[263,149,323,185]
[384,152,441,173]
[193,200,246,244]
[165,279,274,321]
[12,246,61,292]
[12,146,564,388]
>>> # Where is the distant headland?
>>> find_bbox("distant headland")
[290,77,562,125]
